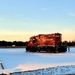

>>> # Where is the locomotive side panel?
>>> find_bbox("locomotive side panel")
[35,33,62,47]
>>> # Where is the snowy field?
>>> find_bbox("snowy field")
[0,47,75,74]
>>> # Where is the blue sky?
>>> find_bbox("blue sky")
[0,0,75,41]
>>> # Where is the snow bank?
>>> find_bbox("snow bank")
[9,65,75,75]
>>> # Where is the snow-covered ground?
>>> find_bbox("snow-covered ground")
[0,47,75,74]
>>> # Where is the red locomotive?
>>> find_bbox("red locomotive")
[26,33,67,53]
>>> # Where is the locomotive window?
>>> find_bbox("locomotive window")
[56,35,60,37]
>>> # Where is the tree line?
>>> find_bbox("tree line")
[0,40,75,47]
[0,41,28,47]
[62,41,75,47]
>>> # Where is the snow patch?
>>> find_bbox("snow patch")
[10,65,75,75]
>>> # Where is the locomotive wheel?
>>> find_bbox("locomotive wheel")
[46,46,55,53]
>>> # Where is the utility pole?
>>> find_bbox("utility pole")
[0,61,4,69]
[0,60,4,75]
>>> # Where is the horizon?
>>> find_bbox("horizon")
[0,0,75,41]
[0,32,75,42]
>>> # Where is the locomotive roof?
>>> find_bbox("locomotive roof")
[30,33,61,38]
[38,33,61,36]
